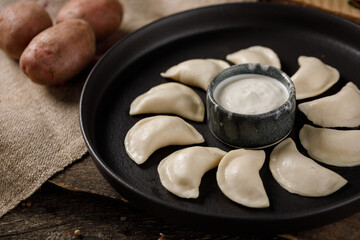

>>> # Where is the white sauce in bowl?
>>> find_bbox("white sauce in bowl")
[214,74,289,115]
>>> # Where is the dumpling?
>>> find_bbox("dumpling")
[299,124,360,167]
[291,56,339,100]
[226,45,281,69]
[124,116,204,164]
[298,82,360,127]
[158,146,226,198]
[216,149,269,208]
[129,82,205,122]
[160,59,230,90]
[270,138,347,197]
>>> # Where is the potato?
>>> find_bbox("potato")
[20,19,95,86]
[56,0,123,41]
[0,1,52,60]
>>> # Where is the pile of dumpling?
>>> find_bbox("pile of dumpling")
[124,45,360,208]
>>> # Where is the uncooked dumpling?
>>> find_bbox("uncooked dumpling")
[160,59,230,90]
[158,146,226,198]
[299,124,360,167]
[124,116,204,164]
[216,149,269,208]
[270,138,347,197]
[129,82,205,122]
[291,56,339,100]
[298,82,360,127]
[226,45,281,69]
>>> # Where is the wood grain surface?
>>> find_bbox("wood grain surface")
[0,183,284,240]
[1,182,360,239]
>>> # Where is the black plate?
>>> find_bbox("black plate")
[80,2,360,232]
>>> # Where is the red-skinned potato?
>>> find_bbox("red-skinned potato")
[20,19,95,86]
[56,0,123,41]
[0,1,52,60]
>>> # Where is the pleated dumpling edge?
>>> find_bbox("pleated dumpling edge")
[129,82,205,122]
[160,58,230,90]
[124,116,205,164]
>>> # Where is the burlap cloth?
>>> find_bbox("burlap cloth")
[0,0,259,219]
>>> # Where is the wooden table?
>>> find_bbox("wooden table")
[0,183,286,240]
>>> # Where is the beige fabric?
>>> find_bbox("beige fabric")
[0,0,253,218]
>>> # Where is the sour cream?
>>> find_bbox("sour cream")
[214,74,289,115]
